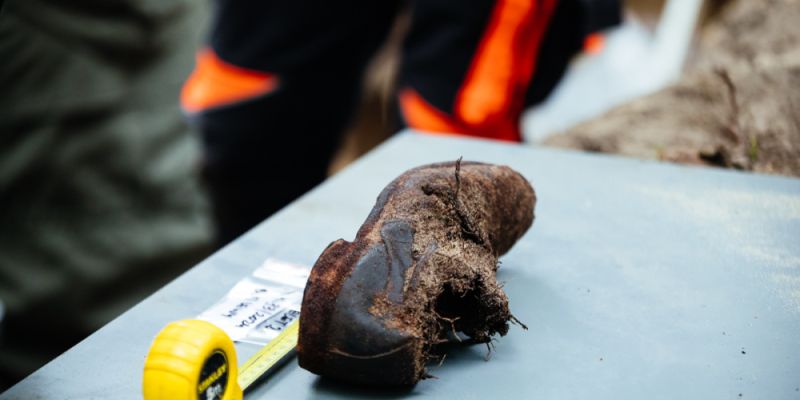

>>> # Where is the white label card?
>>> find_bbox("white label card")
[197,258,310,345]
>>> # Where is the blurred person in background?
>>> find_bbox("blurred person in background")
[182,0,621,246]
[0,0,213,389]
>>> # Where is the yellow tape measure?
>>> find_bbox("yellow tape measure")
[143,319,299,400]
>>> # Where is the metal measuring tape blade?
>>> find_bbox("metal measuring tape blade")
[143,318,299,400]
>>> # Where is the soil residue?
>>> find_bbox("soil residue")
[544,0,800,177]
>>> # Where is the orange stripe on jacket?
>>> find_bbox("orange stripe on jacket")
[399,88,463,136]
[181,48,279,114]
[401,0,558,142]
[400,88,520,142]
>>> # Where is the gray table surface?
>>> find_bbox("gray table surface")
[3,132,800,399]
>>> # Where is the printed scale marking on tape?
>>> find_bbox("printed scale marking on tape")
[143,258,310,400]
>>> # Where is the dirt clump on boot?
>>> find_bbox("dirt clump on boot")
[298,160,535,386]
